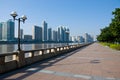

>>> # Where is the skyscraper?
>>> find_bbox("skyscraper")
[52,30,57,41]
[65,28,70,42]
[32,25,42,41]
[48,28,52,41]
[63,27,67,41]
[20,29,23,39]
[84,33,93,43]
[57,27,60,42]
[2,19,15,41]
[77,36,84,43]
[60,26,64,41]
[0,23,2,40]
[57,26,70,42]
[71,36,77,42]
[42,21,47,41]
[84,33,88,43]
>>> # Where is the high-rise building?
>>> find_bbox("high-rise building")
[20,29,23,39]
[42,21,47,41]
[24,35,32,41]
[57,27,61,42]
[77,36,84,43]
[52,30,57,41]
[84,33,88,43]
[69,36,72,42]
[60,26,64,41]
[48,28,52,41]
[32,25,42,41]
[71,36,77,42]
[57,26,70,42]
[2,19,15,41]
[0,23,2,40]
[63,27,67,41]
[80,36,85,43]
[84,33,93,43]
[65,28,70,42]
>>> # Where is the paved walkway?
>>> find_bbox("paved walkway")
[0,43,120,80]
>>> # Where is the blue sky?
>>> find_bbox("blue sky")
[0,0,120,38]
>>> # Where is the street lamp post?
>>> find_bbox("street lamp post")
[10,11,27,51]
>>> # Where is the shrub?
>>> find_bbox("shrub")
[110,44,120,50]
[100,42,120,50]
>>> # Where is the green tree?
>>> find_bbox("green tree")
[97,27,114,42]
[110,8,120,42]
[97,8,120,43]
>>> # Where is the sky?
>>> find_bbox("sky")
[0,0,120,38]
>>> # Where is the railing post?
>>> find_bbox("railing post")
[41,49,44,56]
[0,56,5,73]
[49,49,51,53]
[0,56,5,65]
[16,51,26,68]
[54,48,57,54]
[31,52,34,58]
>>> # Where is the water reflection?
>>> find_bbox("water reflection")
[0,44,14,53]
[0,43,70,54]
[0,44,15,61]
[32,44,42,50]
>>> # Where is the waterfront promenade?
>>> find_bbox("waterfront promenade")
[0,43,120,80]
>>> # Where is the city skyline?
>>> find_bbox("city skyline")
[0,19,93,43]
[0,20,71,42]
[0,0,119,38]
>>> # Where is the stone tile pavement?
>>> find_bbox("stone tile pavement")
[0,43,120,80]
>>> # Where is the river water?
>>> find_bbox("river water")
[0,43,73,54]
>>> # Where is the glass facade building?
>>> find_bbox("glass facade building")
[20,29,23,39]
[2,19,15,41]
[0,23,2,40]
[42,21,47,41]
[48,28,52,41]
[52,30,57,41]
[32,25,42,41]
[57,27,60,42]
